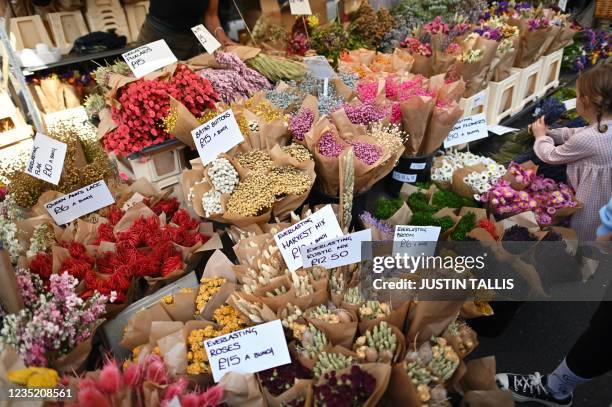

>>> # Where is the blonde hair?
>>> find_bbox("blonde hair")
[576,62,612,133]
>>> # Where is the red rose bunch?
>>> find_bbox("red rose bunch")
[103,65,218,156]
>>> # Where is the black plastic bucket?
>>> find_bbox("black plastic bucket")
[385,154,433,195]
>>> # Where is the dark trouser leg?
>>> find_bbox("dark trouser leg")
[137,18,202,60]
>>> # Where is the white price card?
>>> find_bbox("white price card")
[558,0,567,11]
[44,180,115,225]
[274,204,343,272]
[122,39,177,79]
[205,320,291,382]
[304,55,337,79]
[300,229,371,269]
[393,225,441,257]
[410,162,427,170]
[289,0,312,15]
[25,133,67,185]
[473,91,486,107]
[444,113,488,148]
[191,109,244,165]
[487,124,518,135]
[563,98,576,110]
[192,24,222,54]
[392,171,417,183]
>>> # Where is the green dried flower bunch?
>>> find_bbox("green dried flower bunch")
[330,273,346,296]
[308,305,353,324]
[450,212,476,241]
[266,286,289,297]
[291,271,314,297]
[431,190,477,209]
[359,300,391,320]
[297,324,328,359]
[410,212,455,231]
[313,352,354,377]
[354,321,397,363]
[375,197,404,220]
[5,126,116,208]
[343,286,363,305]
[428,337,460,381]
[94,61,131,90]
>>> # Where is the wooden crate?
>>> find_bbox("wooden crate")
[511,59,544,114]
[124,1,149,42]
[117,142,187,190]
[538,49,563,95]
[486,71,520,125]
[459,88,488,118]
[595,0,612,19]
[48,11,89,55]
[86,0,131,42]
[9,15,54,51]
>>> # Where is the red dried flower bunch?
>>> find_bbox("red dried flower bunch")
[103,65,218,156]
[30,200,207,302]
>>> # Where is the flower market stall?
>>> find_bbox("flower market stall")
[0,0,610,406]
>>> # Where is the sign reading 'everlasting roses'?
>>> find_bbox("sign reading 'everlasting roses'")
[45,180,115,225]
[122,39,177,79]
[191,109,244,165]
[205,320,291,382]
[25,133,67,185]
[444,113,488,148]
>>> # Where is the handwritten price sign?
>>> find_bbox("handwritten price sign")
[443,113,488,148]
[25,133,67,185]
[122,39,177,78]
[191,109,244,165]
[44,180,115,225]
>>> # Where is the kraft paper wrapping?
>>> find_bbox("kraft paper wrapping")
[511,18,555,68]
[263,379,313,407]
[405,300,464,344]
[220,372,267,407]
[420,100,463,155]
[358,301,410,334]
[400,96,435,156]
[490,36,520,82]
[304,306,358,348]
[0,249,24,314]
[315,363,391,407]
[455,37,499,97]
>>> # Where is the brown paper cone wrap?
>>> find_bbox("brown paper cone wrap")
[358,300,410,334]
[263,378,313,407]
[511,19,555,68]
[460,356,498,393]
[460,390,515,406]
[386,202,413,226]
[400,96,435,156]
[168,96,198,148]
[388,363,436,406]
[220,372,267,407]
[410,54,433,77]
[160,289,198,321]
[452,164,487,198]
[54,326,98,373]
[305,117,348,196]
[491,37,519,82]
[455,37,498,97]
[121,302,172,350]
[405,300,463,344]
[358,323,406,364]
[460,300,494,318]
[443,324,479,359]
[304,307,357,348]
[314,363,391,407]
[420,101,464,156]
[0,250,24,314]
[545,27,577,55]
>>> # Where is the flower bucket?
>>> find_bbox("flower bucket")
[384,154,433,195]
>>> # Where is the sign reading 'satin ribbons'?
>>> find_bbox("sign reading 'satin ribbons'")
[44,180,115,225]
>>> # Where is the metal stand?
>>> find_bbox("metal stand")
[0,17,44,133]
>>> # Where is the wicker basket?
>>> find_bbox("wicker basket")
[595,0,612,19]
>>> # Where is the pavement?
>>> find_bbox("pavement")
[471,301,612,407]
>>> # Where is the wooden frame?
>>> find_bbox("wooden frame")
[48,11,89,55]
[124,1,149,42]
[9,15,53,51]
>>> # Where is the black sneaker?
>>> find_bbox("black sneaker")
[496,372,573,407]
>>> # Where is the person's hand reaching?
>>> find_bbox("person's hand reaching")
[529,116,548,139]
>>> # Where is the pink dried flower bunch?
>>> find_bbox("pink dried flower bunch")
[341,102,387,125]
[0,270,107,367]
[289,108,315,141]
[446,43,462,55]
[350,140,382,165]
[199,51,271,103]
[423,16,450,35]
[318,132,346,158]
[401,37,433,56]
[65,355,224,407]
[479,163,577,225]
[104,65,218,156]
[356,81,379,102]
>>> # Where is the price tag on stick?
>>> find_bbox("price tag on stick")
[25,132,67,185]
[192,24,221,54]
[300,229,371,269]
[44,180,115,225]
[122,39,177,79]
[289,0,312,15]
[274,205,343,272]
[191,109,244,165]
[444,113,488,148]
[304,56,337,79]
[205,320,291,382]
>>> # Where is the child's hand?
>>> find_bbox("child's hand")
[529,117,548,139]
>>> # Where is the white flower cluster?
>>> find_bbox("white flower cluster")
[0,195,23,264]
[207,158,239,194]
[431,150,506,194]
[202,190,223,217]
[26,224,50,259]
